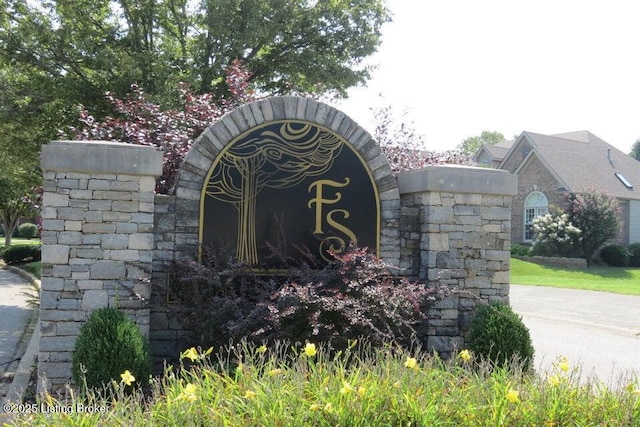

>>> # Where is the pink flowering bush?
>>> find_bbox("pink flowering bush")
[565,186,622,261]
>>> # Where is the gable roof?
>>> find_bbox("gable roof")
[505,131,640,200]
[472,139,514,163]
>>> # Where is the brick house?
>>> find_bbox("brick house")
[473,131,640,245]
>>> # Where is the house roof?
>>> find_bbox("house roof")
[472,139,514,163]
[507,131,640,200]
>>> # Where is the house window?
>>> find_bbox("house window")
[523,191,548,241]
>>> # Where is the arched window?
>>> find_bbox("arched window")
[523,191,548,241]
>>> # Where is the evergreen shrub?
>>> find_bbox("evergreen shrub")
[72,307,151,390]
[2,244,41,264]
[600,244,630,267]
[18,222,39,238]
[626,243,640,267]
[467,302,534,371]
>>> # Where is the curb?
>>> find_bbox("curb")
[1,266,40,405]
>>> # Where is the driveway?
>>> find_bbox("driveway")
[510,285,640,387]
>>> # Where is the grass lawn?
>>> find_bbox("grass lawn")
[511,258,640,296]
[1,237,41,246]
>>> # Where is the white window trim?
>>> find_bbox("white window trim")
[523,191,548,242]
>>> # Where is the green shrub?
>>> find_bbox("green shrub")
[627,243,640,267]
[72,307,151,391]
[510,243,530,257]
[600,244,630,267]
[2,244,41,265]
[467,302,534,371]
[18,222,39,238]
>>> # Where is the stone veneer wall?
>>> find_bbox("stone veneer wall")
[398,165,517,356]
[39,141,163,393]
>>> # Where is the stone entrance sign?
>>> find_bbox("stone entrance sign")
[201,120,379,266]
[39,95,518,393]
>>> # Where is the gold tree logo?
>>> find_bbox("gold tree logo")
[205,122,344,264]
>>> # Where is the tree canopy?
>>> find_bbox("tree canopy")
[1,0,390,106]
[457,130,505,156]
[1,0,391,186]
[630,138,640,161]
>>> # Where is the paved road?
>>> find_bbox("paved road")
[0,269,34,389]
[510,285,640,387]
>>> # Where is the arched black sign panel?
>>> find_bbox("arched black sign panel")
[200,120,379,267]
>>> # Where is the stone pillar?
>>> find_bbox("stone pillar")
[398,165,517,357]
[39,140,163,393]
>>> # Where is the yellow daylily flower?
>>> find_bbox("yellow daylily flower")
[558,356,570,373]
[244,390,257,399]
[458,349,472,362]
[340,381,355,395]
[506,388,520,404]
[404,357,418,370]
[179,383,197,402]
[181,347,199,362]
[120,370,135,386]
[304,342,317,357]
[548,375,561,387]
[309,403,321,411]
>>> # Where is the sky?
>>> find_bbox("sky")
[335,0,640,154]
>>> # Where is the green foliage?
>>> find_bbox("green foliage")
[565,186,622,262]
[72,307,151,391]
[467,302,534,371]
[17,222,38,238]
[629,138,640,161]
[0,0,389,124]
[13,342,639,426]
[457,130,505,155]
[600,244,630,267]
[627,242,640,267]
[0,172,41,246]
[1,244,41,265]
[510,243,530,257]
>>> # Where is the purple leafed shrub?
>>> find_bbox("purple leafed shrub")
[168,243,448,351]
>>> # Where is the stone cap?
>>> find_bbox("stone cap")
[41,140,164,177]
[397,165,517,196]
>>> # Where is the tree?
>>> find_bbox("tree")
[371,99,470,173]
[630,138,640,161]
[0,170,40,247]
[565,186,622,262]
[2,1,390,183]
[1,0,390,109]
[457,130,505,156]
